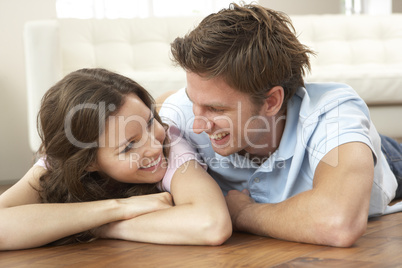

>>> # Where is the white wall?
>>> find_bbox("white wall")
[0,0,56,184]
[259,0,341,14]
[394,0,402,12]
[260,0,402,14]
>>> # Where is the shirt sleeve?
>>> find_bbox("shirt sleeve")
[160,125,207,192]
[34,157,47,169]
[305,95,377,173]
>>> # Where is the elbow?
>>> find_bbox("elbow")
[205,223,232,246]
[0,231,11,251]
[0,239,5,251]
[200,213,232,246]
[0,233,16,251]
[316,214,367,247]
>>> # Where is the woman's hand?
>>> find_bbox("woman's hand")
[94,192,173,239]
[117,192,173,220]
[95,192,173,239]
[0,165,175,250]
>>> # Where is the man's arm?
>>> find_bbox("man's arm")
[226,142,374,247]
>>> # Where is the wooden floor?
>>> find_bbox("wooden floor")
[1,185,402,267]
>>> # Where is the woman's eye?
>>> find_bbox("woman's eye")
[121,141,135,154]
[147,116,154,129]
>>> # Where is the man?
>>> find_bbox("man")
[159,3,402,247]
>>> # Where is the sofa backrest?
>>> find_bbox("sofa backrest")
[24,15,402,152]
[53,15,402,105]
[24,17,202,152]
[291,14,402,105]
[58,17,203,96]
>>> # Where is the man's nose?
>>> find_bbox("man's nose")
[193,115,213,134]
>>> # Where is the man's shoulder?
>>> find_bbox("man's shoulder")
[303,82,357,99]
[299,82,365,116]
[162,88,192,106]
[159,88,193,125]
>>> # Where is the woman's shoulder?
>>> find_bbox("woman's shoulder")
[0,165,44,207]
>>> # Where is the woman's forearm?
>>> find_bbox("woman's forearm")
[101,202,232,246]
[0,199,121,250]
[0,192,172,251]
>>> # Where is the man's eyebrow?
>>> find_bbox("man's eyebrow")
[185,88,227,108]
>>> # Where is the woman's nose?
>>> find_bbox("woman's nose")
[142,132,162,158]
[142,122,165,158]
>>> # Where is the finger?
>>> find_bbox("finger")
[241,189,250,195]
[227,189,241,195]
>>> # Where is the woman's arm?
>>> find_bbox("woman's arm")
[99,160,232,245]
[0,166,173,250]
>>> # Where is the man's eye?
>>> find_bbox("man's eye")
[121,141,135,154]
[209,107,224,113]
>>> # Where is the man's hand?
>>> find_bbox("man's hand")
[225,189,255,231]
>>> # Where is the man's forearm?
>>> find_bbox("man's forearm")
[228,143,373,247]
[232,190,367,247]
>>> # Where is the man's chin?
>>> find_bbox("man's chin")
[211,145,238,157]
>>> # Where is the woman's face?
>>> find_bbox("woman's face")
[92,94,167,184]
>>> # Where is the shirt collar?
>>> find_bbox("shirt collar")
[274,88,303,161]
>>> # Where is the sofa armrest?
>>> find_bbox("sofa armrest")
[23,20,62,152]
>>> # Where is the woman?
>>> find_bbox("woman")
[0,68,232,250]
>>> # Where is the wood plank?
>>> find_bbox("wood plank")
[1,196,402,267]
[273,257,383,268]
[303,214,402,267]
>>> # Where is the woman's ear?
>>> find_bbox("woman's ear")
[86,161,99,172]
[263,86,284,116]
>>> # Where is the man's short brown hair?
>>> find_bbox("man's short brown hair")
[171,3,315,107]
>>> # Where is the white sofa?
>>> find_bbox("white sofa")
[24,14,402,152]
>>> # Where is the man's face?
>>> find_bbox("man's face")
[186,72,276,157]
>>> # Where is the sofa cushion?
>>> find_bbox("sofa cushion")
[59,18,202,95]
[291,14,402,105]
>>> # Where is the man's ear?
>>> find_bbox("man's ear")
[263,86,284,116]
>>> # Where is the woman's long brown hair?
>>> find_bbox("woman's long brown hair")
[36,68,169,245]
